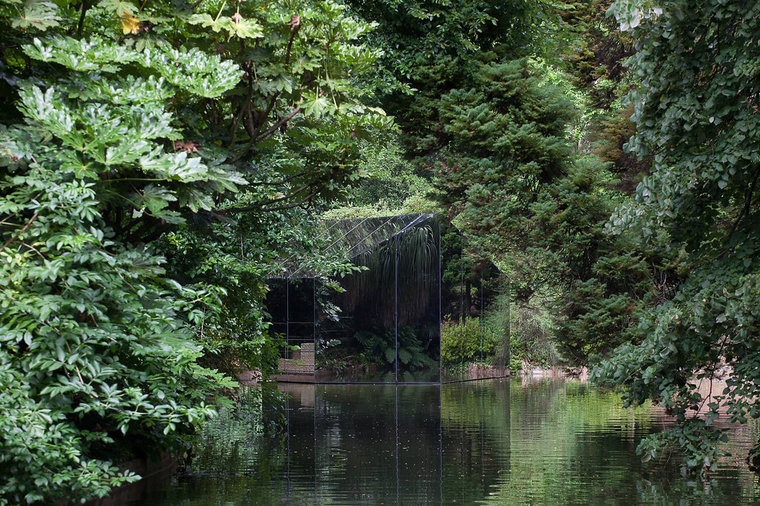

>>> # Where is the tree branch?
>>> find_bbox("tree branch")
[256,105,302,142]
[245,171,306,186]
[231,101,301,163]
[76,0,90,38]
[0,212,38,254]
[230,17,301,159]
[285,17,300,67]
[258,195,316,213]
[721,164,760,252]
[20,241,45,259]
[228,75,253,148]
[217,183,314,214]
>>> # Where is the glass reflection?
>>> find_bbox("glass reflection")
[266,214,509,384]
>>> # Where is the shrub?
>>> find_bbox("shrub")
[510,304,560,367]
[355,326,436,371]
[440,318,500,366]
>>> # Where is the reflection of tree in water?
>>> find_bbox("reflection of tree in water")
[311,385,443,503]
[481,380,760,504]
[149,381,760,505]
[441,380,512,503]
[151,386,289,505]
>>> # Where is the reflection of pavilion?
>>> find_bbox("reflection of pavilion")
[277,381,512,504]
[266,214,510,384]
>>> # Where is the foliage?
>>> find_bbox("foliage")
[355,325,436,371]
[534,158,664,362]
[441,292,521,369]
[440,318,498,366]
[592,0,760,473]
[318,324,436,379]
[186,385,284,475]
[0,366,141,503]
[433,58,576,294]
[347,140,431,209]
[168,0,396,376]
[433,58,656,363]
[556,0,634,110]
[147,0,393,375]
[439,221,502,324]
[588,104,651,193]
[347,0,558,153]
[321,138,439,219]
[553,1,652,199]
[158,208,359,376]
[0,0,389,501]
[510,302,560,368]
[345,0,658,367]
[0,27,237,504]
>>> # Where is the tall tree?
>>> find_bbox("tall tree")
[0,0,385,501]
[592,0,760,472]
[349,0,547,155]
[347,0,658,364]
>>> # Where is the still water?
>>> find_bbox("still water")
[136,378,760,504]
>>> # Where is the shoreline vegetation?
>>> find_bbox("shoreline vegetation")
[2,0,759,502]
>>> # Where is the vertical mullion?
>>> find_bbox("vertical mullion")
[394,234,399,384]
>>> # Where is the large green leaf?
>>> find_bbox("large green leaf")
[11,0,61,30]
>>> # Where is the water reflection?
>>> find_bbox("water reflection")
[137,379,760,505]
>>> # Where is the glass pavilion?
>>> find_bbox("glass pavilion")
[265,214,510,383]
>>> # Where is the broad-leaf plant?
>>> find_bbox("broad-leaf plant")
[0,0,385,502]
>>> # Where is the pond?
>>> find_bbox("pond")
[124,378,760,504]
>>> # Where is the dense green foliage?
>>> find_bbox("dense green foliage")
[559,0,632,110]
[321,139,438,219]
[348,0,550,155]
[558,1,651,192]
[0,0,386,501]
[0,29,239,505]
[2,0,758,496]
[340,0,760,473]
[432,58,579,297]
[592,0,760,472]
[355,326,436,371]
[343,0,658,366]
[440,318,499,366]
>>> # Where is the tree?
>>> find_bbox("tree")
[557,0,633,110]
[346,0,659,365]
[426,55,662,364]
[348,0,548,156]
[433,58,576,290]
[0,0,385,501]
[592,0,760,472]
[346,0,572,299]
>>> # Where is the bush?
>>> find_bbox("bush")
[440,318,500,366]
[355,326,437,371]
[510,304,560,367]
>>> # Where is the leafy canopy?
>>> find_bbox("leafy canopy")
[0,0,388,502]
[592,0,760,473]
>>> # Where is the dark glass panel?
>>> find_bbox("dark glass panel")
[284,278,316,382]
[395,217,440,382]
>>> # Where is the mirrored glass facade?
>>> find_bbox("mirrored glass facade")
[266,214,509,384]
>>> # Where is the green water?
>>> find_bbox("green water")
[134,378,760,504]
